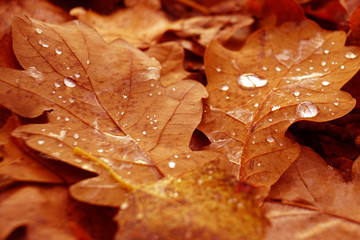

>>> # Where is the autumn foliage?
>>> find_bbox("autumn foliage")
[1,0,360,239]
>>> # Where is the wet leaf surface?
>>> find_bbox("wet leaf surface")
[200,19,360,195]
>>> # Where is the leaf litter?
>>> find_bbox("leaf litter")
[1,0,360,239]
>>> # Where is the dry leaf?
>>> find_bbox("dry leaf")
[199,19,360,195]
[116,162,267,240]
[0,117,63,185]
[69,4,171,48]
[0,16,221,206]
[0,185,75,240]
[263,201,360,240]
[269,145,360,222]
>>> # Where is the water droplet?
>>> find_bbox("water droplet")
[73,133,79,139]
[64,77,76,88]
[38,140,45,145]
[257,162,261,166]
[216,67,221,72]
[69,98,75,103]
[225,96,230,100]
[197,179,203,185]
[148,93,153,97]
[74,73,80,78]
[123,94,128,99]
[268,118,273,122]
[34,28,42,34]
[262,66,268,71]
[237,73,267,89]
[295,68,301,71]
[296,101,319,118]
[275,66,281,72]
[58,96,63,99]
[321,81,330,86]
[293,91,300,97]
[142,131,147,135]
[271,105,280,111]
[172,87,176,91]
[86,59,90,65]
[267,136,275,143]
[174,155,179,159]
[25,67,43,82]
[321,61,326,67]
[38,40,49,48]
[54,82,61,88]
[55,47,62,55]
[97,149,103,153]
[345,52,357,59]
[334,102,339,106]
[121,202,129,210]
[168,161,176,168]
[324,49,329,54]
[41,128,46,132]
[340,65,345,70]
[186,155,190,158]
[254,103,259,107]
[221,85,229,91]
[65,117,70,121]
[309,66,314,70]
[66,67,70,70]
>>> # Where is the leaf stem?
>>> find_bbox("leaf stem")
[73,147,135,192]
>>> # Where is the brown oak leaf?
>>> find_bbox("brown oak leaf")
[199,19,360,196]
[0,16,220,206]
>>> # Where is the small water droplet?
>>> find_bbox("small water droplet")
[309,66,314,70]
[257,162,261,166]
[172,87,176,91]
[216,67,221,72]
[73,133,79,139]
[64,77,76,88]
[66,67,70,70]
[65,117,70,121]
[237,73,267,89]
[225,96,230,100]
[334,102,339,106]
[148,93,153,97]
[186,155,190,158]
[121,202,129,210]
[69,98,75,103]
[123,94,128,99]
[55,47,62,55]
[221,85,229,91]
[74,73,80,78]
[197,179,203,185]
[268,118,273,122]
[340,65,345,70]
[142,131,147,135]
[38,40,49,48]
[34,28,42,34]
[25,67,43,82]
[271,105,280,111]
[262,66,268,71]
[86,59,90,65]
[293,91,300,97]
[295,68,301,71]
[38,140,45,145]
[54,82,61,88]
[296,101,319,118]
[321,81,330,86]
[97,149,103,153]
[267,136,275,143]
[324,49,329,54]
[174,155,178,159]
[321,61,326,67]
[168,161,176,168]
[41,128,46,132]
[254,103,259,107]
[345,52,357,59]
[275,66,281,72]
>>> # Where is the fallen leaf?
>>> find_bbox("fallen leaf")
[269,145,360,222]
[263,201,360,240]
[69,4,171,48]
[116,162,267,240]
[199,19,360,195]
[0,117,63,186]
[0,16,220,206]
[0,185,75,240]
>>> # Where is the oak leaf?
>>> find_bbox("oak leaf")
[199,19,360,195]
[269,145,360,223]
[0,16,220,206]
[115,162,267,240]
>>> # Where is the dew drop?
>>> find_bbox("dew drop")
[142,131,147,135]
[296,101,319,118]
[34,28,42,34]
[345,52,357,59]
[168,161,176,168]
[172,87,176,91]
[174,155,179,159]
[324,49,329,54]
[271,105,280,111]
[237,73,267,89]
[74,73,80,78]
[309,66,314,70]
[121,202,129,210]
[73,133,80,139]
[64,77,76,88]
[293,91,300,97]
[38,40,49,48]
[334,102,339,106]
[216,67,221,72]
[254,103,259,107]
[321,81,330,86]
[65,117,70,121]
[262,66,268,71]
[123,94,128,99]
[86,59,90,65]
[38,140,45,145]
[275,66,281,72]
[69,98,75,103]
[268,118,273,122]
[55,47,62,55]
[321,61,326,67]
[25,67,43,82]
[97,149,104,153]
[267,136,275,143]
[54,82,61,88]
[340,65,345,70]
[221,85,229,91]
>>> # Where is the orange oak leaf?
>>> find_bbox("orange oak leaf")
[0,185,76,240]
[263,201,360,240]
[199,20,360,195]
[0,117,63,185]
[0,16,220,206]
[115,162,267,240]
[269,145,360,223]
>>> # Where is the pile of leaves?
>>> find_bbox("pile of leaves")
[2,0,360,239]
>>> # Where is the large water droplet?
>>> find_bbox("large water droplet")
[55,47,62,55]
[345,52,357,59]
[38,40,49,48]
[64,77,76,88]
[25,67,43,83]
[237,73,267,89]
[296,101,319,118]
